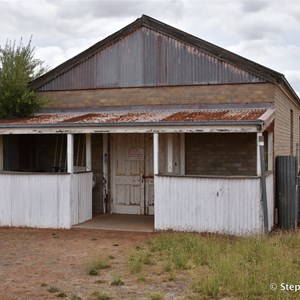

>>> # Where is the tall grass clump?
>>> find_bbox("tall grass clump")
[87,256,111,276]
[128,244,152,274]
[147,231,300,299]
[149,232,225,269]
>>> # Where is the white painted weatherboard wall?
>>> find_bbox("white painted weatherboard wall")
[71,172,93,225]
[155,174,274,235]
[0,172,92,228]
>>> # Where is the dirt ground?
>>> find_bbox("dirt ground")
[0,228,187,300]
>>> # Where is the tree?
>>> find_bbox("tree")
[0,37,48,119]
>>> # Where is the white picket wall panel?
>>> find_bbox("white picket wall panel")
[0,174,12,226]
[0,172,92,229]
[154,175,272,235]
[71,172,93,225]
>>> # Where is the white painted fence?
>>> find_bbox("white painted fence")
[155,173,274,235]
[0,172,92,229]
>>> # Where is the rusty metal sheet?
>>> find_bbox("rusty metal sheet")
[162,109,266,122]
[37,26,264,91]
[0,108,267,126]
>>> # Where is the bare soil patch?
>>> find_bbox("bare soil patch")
[0,228,186,300]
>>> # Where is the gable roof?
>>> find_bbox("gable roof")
[30,15,298,101]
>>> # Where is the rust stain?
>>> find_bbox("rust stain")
[0,109,267,125]
[61,113,104,123]
[162,109,266,122]
[0,115,56,124]
[107,112,152,123]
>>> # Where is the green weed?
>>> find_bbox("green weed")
[87,257,111,276]
[150,291,164,300]
[128,251,152,274]
[47,286,59,293]
[57,291,67,298]
[110,274,124,286]
[91,291,111,300]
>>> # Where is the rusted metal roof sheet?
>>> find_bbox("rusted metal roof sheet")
[0,108,268,126]
[163,109,265,122]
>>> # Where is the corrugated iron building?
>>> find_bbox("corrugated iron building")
[0,15,299,234]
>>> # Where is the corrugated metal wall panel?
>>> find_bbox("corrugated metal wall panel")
[0,174,11,226]
[72,172,93,224]
[39,27,264,91]
[276,156,298,229]
[0,172,92,228]
[40,30,144,91]
[0,173,71,228]
[154,175,264,235]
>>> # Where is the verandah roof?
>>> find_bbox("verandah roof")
[0,107,275,134]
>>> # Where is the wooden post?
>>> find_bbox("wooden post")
[167,133,173,173]
[153,133,159,174]
[0,135,3,171]
[258,133,269,233]
[179,133,185,175]
[67,134,74,174]
[268,132,273,171]
[257,133,262,176]
[103,133,108,213]
[86,133,92,171]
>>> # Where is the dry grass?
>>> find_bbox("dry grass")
[1,228,299,299]
[140,231,300,299]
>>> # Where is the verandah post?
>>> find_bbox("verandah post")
[86,133,92,171]
[103,133,108,213]
[0,135,3,171]
[67,133,74,174]
[257,132,269,233]
[153,133,159,174]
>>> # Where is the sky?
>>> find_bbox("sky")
[0,0,300,96]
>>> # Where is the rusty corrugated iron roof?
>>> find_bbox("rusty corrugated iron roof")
[0,108,268,126]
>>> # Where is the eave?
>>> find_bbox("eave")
[0,120,264,135]
[0,107,275,135]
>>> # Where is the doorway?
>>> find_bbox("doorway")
[110,133,154,215]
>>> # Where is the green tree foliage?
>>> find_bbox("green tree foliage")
[0,37,47,118]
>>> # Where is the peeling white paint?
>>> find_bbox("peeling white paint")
[0,172,92,229]
[154,173,274,235]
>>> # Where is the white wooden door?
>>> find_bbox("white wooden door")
[111,133,154,215]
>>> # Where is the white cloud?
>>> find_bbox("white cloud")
[285,71,300,94]
[0,0,299,96]
[35,46,66,69]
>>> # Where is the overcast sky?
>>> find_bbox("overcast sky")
[1,0,299,95]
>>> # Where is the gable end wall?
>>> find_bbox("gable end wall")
[37,27,265,91]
